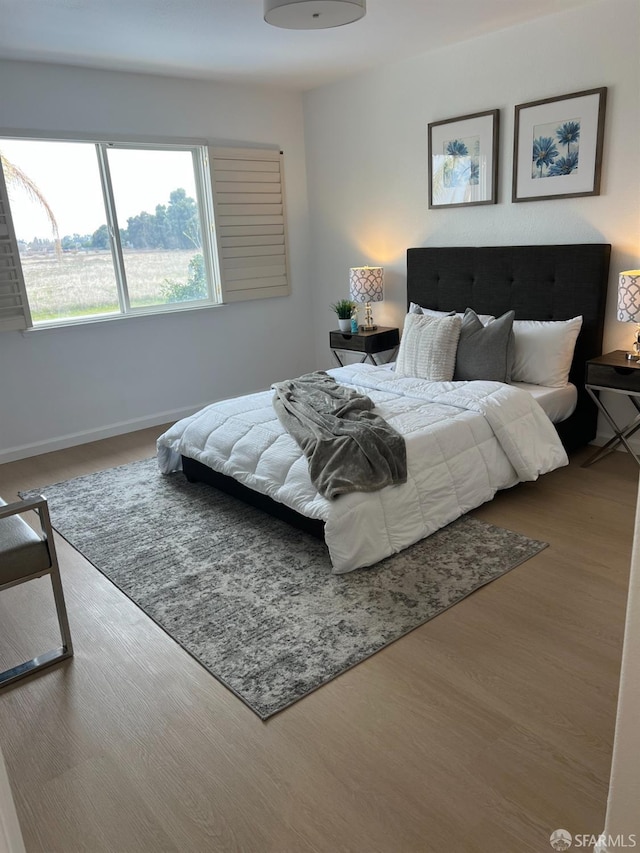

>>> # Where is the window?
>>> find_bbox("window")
[0,140,289,331]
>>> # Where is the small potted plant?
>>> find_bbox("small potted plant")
[331,299,356,332]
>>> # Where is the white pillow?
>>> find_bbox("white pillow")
[511,316,583,387]
[396,313,462,381]
[409,302,495,326]
[409,303,451,317]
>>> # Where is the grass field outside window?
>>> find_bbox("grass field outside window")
[22,248,198,322]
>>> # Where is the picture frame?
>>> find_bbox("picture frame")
[512,87,607,202]
[428,109,499,209]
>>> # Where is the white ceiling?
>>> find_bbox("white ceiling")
[0,0,598,91]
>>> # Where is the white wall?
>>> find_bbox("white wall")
[0,61,314,461]
[601,482,640,848]
[303,0,640,438]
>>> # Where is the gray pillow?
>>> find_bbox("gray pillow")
[454,308,515,382]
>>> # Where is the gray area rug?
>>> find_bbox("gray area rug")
[22,458,547,719]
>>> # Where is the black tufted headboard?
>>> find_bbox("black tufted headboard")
[406,244,611,451]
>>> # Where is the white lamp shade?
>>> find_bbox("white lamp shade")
[264,0,365,29]
[618,270,640,322]
[349,266,384,304]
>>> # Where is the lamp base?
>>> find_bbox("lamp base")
[361,301,377,332]
[626,324,640,361]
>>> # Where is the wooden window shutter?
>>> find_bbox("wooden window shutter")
[208,146,290,302]
[0,158,31,331]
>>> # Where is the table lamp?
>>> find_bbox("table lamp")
[617,270,640,360]
[349,266,384,331]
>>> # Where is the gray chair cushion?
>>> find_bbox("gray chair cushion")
[0,498,51,586]
[454,308,515,383]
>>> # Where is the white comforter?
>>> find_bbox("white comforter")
[157,364,568,573]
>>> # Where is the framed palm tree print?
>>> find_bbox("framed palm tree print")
[512,87,606,202]
[428,109,499,208]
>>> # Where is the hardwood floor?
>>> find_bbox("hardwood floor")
[0,430,637,853]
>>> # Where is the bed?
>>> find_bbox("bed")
[158,243,610,573]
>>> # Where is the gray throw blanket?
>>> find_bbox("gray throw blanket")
[272,371,407,500]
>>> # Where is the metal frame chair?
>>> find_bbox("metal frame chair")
[0,495,73,688]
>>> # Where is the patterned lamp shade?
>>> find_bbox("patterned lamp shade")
[349,267,384,304]
[618,270,640,322]
[349,266,383,331]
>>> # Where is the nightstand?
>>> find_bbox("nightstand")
[583,350,640,467]
[330,326,400,367]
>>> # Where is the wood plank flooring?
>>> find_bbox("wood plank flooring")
[0,429,637,853]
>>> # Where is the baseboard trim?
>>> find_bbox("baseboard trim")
[0,404,208,464]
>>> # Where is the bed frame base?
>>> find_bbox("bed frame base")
[181,455,326,539]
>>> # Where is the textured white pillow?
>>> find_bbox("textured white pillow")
[396,313,462,381]
[511,316,583,387]
[409,302,495,325]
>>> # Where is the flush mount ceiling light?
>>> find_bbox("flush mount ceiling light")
[264,0,366,29]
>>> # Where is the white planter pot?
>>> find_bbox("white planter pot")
[338,318,352,332]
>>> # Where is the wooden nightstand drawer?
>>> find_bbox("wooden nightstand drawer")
[329,326,399,354]
[586,359,640,392]
[330,326,400,367]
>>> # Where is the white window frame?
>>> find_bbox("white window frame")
[0,158,32,331]
[0,135,290,331]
